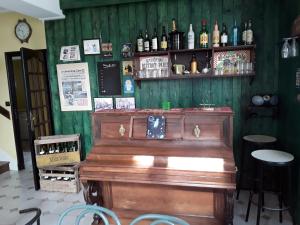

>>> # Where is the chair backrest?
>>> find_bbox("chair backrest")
[57,204,121,225]
[129,214,190,225]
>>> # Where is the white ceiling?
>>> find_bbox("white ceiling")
[0,0,65,21]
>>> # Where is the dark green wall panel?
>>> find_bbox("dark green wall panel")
[46,0,280,163]
[278,0,300,222]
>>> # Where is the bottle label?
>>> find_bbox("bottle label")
[242,31,247,42]
[161,40,167,49]
[200,33,208,45]
[246,30,253,44]
[137,38,143,52]
[144,41,150,51]
[152,38,158,50]
[221,34,228,44]
[188,34,195,49]
[212,31,220,46]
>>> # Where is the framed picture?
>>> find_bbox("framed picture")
[123,77,134,94]
[121,43,133,58]
[115,97,135,109]
[101,42,113,57]
[83,39,101,55]
[56,63,92,111]
[60,45,81,61]
[122,60,133,75]
[94,98,113,111]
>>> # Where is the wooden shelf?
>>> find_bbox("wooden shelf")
[213,44,256,52]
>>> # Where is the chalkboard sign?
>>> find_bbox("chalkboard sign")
[98,61,121,95]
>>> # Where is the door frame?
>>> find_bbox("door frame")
[5,51,25,170]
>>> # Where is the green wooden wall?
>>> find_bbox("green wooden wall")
[278,0,300,222]
[45,0,280,163]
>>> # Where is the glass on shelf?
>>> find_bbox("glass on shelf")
[291,37,299,57]
[281,38,292,58]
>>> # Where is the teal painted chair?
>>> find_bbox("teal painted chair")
[57,204,121,225]
[129,214,190,225]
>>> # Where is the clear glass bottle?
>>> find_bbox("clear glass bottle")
[212,21,220,47]
[188,24,195,49]
[231,20,239,46]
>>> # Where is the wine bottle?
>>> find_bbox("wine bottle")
[160,26,168,51]
[231,20,239,46]
[220,23,228,47]
[246,20,253,45]
[55,143,60,153]
[151,28,158,51]
[136,30,144,52]
[242,22,247,45]
[40,146,45,155]
[212,21,220,47]
[200,19,209,48]
[190,54,197,74]
[144,30,150,52]
[188,24,195,49]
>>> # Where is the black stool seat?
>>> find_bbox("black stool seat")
[246,149,294,225]
[236,135,277,200]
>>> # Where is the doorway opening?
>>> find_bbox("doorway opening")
[5,48,53,190]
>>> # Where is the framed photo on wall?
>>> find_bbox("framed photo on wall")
[115,97,135,109]
[56,63,92,111]
[94,98,113,111]
[83,39,101,55]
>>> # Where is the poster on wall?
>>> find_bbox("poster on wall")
[60,45,81,61]
[56,63,92,111]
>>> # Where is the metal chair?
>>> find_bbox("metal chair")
[57,204,121,225]
[129,214,190,225]
[19,208,41,225]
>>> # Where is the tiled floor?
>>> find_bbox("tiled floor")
[0,153,293,225]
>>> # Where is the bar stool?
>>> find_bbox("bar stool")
[236,135,277,199]
[245,149,294,225]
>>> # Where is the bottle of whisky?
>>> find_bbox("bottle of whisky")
[151,28,158,51]
[144,30,150,52]
[220,23,228,47]
[200,19,209,48]
[231,20,239,46]
[160,26,168,51]
[246,20,253,45]
[188,24,195,49]
[190,54,198,74]
[242,22,247,45]
[136,30,144,52]
[212,21,220,47]
[169,18,184,50]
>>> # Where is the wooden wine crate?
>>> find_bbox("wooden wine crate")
[34,134,81,168]
[39,164,81,193]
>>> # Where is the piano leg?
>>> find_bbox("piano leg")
[225,191,234,225]
[82,181,104,225]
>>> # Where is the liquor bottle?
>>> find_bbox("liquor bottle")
[169,18,184,50]
[188,24,195,49]
[200,19,209,48]
[144,30,150,52]
[231,20,239,46]
[246,20,253,45]
[151,28,158,51]
[136,30,144,52]
[220,23,228,47]
[160,26,168,51]
[49,145,55,154]
[40,146,45,155]
[242,22,247,45]
[190,54,198,74]
[212,21,220,47]
[55,143,60,153]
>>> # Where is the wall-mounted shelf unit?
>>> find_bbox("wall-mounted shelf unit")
[133,45,256,88]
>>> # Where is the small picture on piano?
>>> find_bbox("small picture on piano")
[147,115,166,139]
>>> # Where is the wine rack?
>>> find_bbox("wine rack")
[39,164,80,193]
[34,134,81,168]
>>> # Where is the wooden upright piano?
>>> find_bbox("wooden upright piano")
[80,108,236,225]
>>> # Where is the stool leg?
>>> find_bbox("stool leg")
[245,191,253,222]
[236,139,246,200]
[256,163,263,225]
[279,168,283,223]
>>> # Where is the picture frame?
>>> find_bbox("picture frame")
[123,77,134,94]
[122,60,133,75]
[101,42,113,57]
[60,45,81,61]
[121,43,133,58]
[115,97,135,109]
[94,97,113,111]
[83,39,101,55]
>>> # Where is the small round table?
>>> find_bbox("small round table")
[236,135,277,199]
[246,149,294,225]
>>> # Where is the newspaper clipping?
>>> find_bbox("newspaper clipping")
[56,63,92,111]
